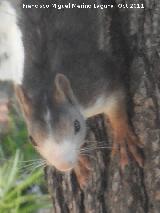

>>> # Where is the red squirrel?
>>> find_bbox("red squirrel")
[0,0,143,187]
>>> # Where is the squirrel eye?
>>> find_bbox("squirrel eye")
[74,120,81,134]
[29,136,37,147]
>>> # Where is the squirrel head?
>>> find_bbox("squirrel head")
[15,73,86,171]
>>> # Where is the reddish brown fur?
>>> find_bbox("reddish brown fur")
[74,156,92,188]
[106,103,144,170]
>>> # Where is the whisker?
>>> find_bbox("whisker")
[18,160,45,169]
[19,162,38,169]
[19,161,46,174]
[85,140,108,143]
[29,162,47,174]
[83,143,109,146]
[80,153,96,161]
[81,146,114,152]
[82,145,113,149]
[80,147,118,154]
[19,158,43,163]
[84,142,112,147]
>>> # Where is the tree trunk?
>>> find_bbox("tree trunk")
[45,1,160,212]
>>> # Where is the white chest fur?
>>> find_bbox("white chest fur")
[0,1,24,84]
[81,96,107,118]
[81,93,123,118]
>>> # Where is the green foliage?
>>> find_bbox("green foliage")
[1,106,38,160]
[0,105,51,213]
[0,150,51,213]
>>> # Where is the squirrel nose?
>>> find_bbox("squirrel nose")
[55,160,76,171]
[54,152,77,171]
[48,142,78,171]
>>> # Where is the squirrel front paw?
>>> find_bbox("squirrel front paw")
[105,103,144,170]
[111,123,144,170]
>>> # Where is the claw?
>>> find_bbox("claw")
[126,128,144,167]
[127,139,144,167]
[127,129,144,148]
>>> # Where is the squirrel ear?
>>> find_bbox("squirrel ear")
[14,84,32,119]
[54,73,76,104]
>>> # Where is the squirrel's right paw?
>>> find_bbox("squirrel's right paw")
[111,126,144,170]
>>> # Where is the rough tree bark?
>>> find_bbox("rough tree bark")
[46,0,160,212]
